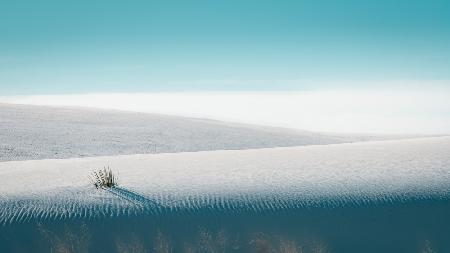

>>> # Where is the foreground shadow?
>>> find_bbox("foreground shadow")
[106,186,161,208]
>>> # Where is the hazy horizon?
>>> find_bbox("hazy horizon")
[2,87,449,135]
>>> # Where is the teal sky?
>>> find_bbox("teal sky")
[1,0,450,95]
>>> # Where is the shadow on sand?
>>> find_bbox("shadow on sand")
[105,186,161,208]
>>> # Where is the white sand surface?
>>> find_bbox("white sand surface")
[1,137,449,223]
[0,103,408,162]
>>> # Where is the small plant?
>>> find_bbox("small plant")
[90,166,117,189]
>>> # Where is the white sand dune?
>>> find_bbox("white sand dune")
[0,104,422,162]
[0,103,415,162]
[1,136,449,224]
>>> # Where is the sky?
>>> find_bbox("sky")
[1,0,450,94]
[1,1,450,134]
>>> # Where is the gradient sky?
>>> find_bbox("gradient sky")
[1,0,450,94]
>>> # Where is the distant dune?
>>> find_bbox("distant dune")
[0,103,413,162]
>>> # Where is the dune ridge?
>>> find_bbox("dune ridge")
[0,103,419,162]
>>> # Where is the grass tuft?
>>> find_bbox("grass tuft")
[90,166,117,189]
